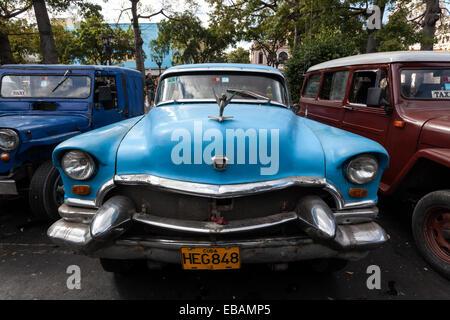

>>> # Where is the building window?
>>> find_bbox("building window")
[258,52,264,64]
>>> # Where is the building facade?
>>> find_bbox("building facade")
[250,42,290,71]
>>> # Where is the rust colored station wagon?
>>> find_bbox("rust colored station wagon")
[298,51,450,279]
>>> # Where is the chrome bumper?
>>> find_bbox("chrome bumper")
[0,180,18,195]
[48,196,388,264]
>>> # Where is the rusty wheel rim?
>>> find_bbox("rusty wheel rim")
[423,207,450,263]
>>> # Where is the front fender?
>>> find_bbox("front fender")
[52,116,144,203]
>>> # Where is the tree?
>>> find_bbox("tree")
[149,39,168,75]
[153,11,230,65]
[72,15,135,65]
[225,47,250,64]
[33,0,58,63]
[0,0,33,64]
[421,0,442,50]
[285,32,359,103]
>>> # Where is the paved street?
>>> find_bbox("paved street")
[0,198,448,300]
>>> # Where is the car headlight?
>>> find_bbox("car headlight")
[346,154,379,185]
[0,129,19,151]
[61,150,96,181]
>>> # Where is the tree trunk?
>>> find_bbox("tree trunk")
[131,0,145,83]
[33,0,58,64]
[365,0,385,53]
[0,27,15,64]
[421,0,441,51]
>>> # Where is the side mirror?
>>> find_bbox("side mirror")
[366,87,383,107]
[291,103,301,114]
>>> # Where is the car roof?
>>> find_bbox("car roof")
[307,51,450,72]
[163,63,285,78]
[1,64,142,76]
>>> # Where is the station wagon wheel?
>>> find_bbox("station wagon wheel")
[29,161,64,221]
[412,190,450,279]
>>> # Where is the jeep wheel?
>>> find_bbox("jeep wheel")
[29,161,64,221]
[412,190,450,279]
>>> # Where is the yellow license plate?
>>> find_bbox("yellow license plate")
[180,247,240,270]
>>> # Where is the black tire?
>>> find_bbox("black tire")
[28,161,64,221]
[412,190,450,279]
[307,258,348,273]
[100,258,139,274]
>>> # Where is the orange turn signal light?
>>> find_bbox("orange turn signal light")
[0,153,10,162]
[394,121,405,128]
[349,188,368,198]
[72,185,91,196]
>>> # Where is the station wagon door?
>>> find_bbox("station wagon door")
[300,71,348,128]
[341,67,392,145]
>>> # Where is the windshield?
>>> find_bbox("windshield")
[401,69,450,100]
[155,73,287,106]
[1,74,92,99]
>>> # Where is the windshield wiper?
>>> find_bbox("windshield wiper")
[51,69,71,93]
[226,88,271,103]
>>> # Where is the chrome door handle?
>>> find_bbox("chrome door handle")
[343,105,354,111]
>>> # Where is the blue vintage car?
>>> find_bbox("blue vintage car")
[48,63,389,273]
[0,65,144,220]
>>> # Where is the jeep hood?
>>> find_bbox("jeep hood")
[0,114,89,142]
[116,104,326,184]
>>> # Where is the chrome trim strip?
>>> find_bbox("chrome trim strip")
[114,175,327,199]
[133,211,298,234]
[66,197,97,209]
[162,67,285,78]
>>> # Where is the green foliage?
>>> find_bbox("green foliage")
[225,47,250,64]
[285,33,359,103]
[72,15,135,65]
[153,11,233,65]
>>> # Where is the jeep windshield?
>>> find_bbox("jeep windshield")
[155,73,288,107]
[1,74,91,99]
[401,69,450,101]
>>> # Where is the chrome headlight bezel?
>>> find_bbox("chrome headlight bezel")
[346,154,379,185]
[0,129,19,152]
[61,150,96,181]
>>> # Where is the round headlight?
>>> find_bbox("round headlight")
[61,150,96,181]
[0,129,19,151]
[346,154,379,185]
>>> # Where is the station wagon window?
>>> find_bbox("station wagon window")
[319,71,349,101]
[302,73,321,98]
[349,69,389,105]
[156,73,287,105]
[401,69,450,100]
[0,74,91,99]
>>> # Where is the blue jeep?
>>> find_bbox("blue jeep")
[0,65,144,220]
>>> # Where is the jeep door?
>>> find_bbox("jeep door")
[299,70,349,128]
[341,66,392,146]
[92,72,127,128]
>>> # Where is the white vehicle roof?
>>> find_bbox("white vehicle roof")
[307,51,450,72]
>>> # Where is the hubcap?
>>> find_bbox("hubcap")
[423,207,450,263]
[53,176,65,207]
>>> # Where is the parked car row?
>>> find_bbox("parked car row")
[0,52,448,279]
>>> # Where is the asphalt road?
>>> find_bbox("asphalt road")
[0,198,448,300]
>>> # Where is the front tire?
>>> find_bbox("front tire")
[29,161,64,221]
[412,190,450,279]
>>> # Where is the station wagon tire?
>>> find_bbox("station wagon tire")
[412,190,450,279]
[100,258,142,274]
[29,161,64,221]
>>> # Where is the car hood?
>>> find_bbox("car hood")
[0,114,90,141]
[116,103,326,184]
[420,115,450,149]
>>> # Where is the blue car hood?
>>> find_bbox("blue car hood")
[116,103,326,184]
